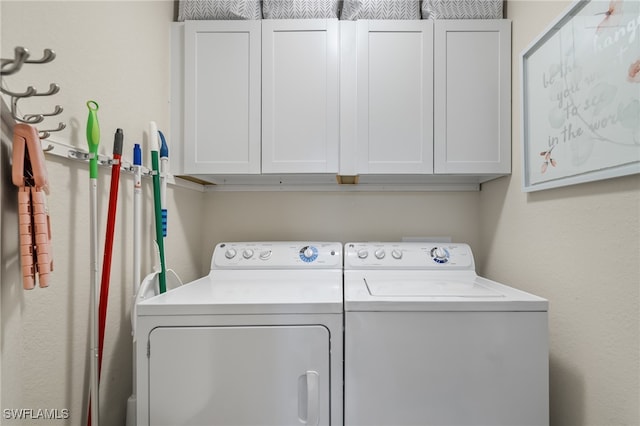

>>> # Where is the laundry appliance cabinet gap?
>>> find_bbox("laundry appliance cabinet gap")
[178,19,511,182]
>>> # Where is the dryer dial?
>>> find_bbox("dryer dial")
[299,246,318,263]
[259,250,272,260]
[391,249,403,260]
[243,249,254,259]
[374,249,386,259]
[225,249,237,259]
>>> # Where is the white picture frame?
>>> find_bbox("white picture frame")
[520,0,640,192]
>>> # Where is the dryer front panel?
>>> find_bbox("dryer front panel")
[147,325,330,426]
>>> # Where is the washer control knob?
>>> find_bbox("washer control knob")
[357,249,369,259]
[431,247,449,264]
[242,249,254,259]
[225,249,237,259]
[391,249,402,260]
[374,249,386,259]
[304,248,314,258]
[259,250,272,260]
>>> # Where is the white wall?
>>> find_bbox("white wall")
[1,1,204,425]
[480,1,640,425]
[202,190,481,274]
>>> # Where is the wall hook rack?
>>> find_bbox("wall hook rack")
[1,46,64,149]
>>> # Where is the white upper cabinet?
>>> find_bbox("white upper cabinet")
[184,21,261,174]
[262,20,339,174]
[177,19,511,185]
[351,20,434,174]
[433,20,511,175]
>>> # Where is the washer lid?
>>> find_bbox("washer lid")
[344,271,548,312]
[138,269,343,316]
[364,277,504,298]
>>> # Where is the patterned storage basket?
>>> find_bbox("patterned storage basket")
[341,0,421,20]
[177,0,262,20]
[263,0,340,18]
[422,0,503,19]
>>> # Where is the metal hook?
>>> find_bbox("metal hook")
[24,49,56,65]
[0,46,30,76]
[0,84,36,98]
[42,143,55,152]
[24,105,63,121]
[11,96,43,124]
[2,46,64,133]
[32,83,60,97]
[39,122,66,136]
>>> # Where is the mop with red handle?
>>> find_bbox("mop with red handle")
[98,128,124,373]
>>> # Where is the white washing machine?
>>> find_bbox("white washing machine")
[136,242,344,426]
[344,242,548,426]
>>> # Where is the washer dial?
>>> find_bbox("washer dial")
[430,247,450,264]
[224,248,237,259]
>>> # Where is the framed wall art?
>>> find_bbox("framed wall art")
[520,0,640,192]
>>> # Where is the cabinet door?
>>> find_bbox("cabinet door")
[148,325,330,425]
[262,20,339,174]
[434,20,511,175]
[184,21,261,174]
[355,20,434,174]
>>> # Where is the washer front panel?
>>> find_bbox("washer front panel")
[344,311,549,426]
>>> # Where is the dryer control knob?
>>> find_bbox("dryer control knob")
[299,246,318,262]
[357,249,369,259]
[259,250,272,260]
[391,249,402,259]
[243,249,254,259]
[375,249,386,259]
[225,249,237,259]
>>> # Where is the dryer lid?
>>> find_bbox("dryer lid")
[138,269,343,316]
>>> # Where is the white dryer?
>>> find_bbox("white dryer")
[344,242,548,426]
[136,242,343,426]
